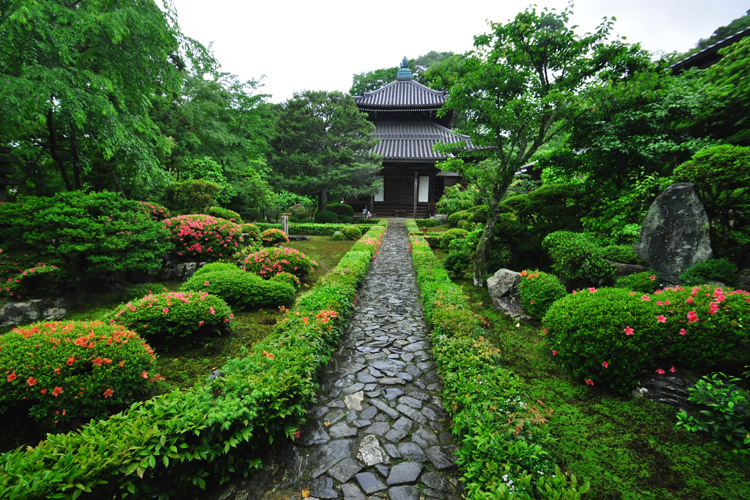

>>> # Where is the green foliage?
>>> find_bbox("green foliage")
[207,206,243,224]
[182,268,295,310]
[614,271,660,293]
[518,270,567,320]
[261,228,289,247]
[315,210,339,223]
[163,214,243,260]
[0,320,156,427]
[242,223,261,243]
[544,285,750,393]
[0,263,63,300]
[244,247,317,281]
[677,372,750,454]
[680,258,739,286]
[600,244,643,264]
[673,144,750,263]
[255,222,381,236]
[331,232,345,241]
[326,203,354,219]
[443,237,473,279]
[106,291,232,344]
[288,204,309,221]
[435,184,481,216]
[500,183,584,230]
[406,220,586,498]
[138,201,172,221]
[0,191,171,277]
[193,262,242,278]
[0,224,384,499]
[341,225,362,240]
[542,231,615,286]
[414,219,444,228]
[180,157,235,204]
[439,228,469,250]
[270,271,301,290]
[164,180,222,214]
[123,282,170,301]
[269,90,381,211]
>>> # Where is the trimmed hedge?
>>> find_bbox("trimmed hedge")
[206,206,243,224]
[183,268,295,310]
[406,220,589,499]
[0,321,156,428]
[0,223,387,499]
[255,222,381,236]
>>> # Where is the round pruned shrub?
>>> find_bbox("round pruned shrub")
[601,244,643,265]
[242,223,261,243]
[0,320,156,427]
[443,237,473,279]
[679,258,739,286]
[207,206,243,224]
[326,203,354,221]
[261,228,289,247]
[193,262,242,279]
[271,271,302,290]
[137,201,172,221]
[315,210,338,223]
[1,262,63,299]
[518,269,567,320]
[123,282,170,302]
[614,271,661,294]
[341,225,362,240]
[440,228,469,250]
[182,269,295,310]
[106,291,232,344]
[244,247,317,281]
[543,287,665,393]
[163,214,243,260]
[542,231,615,286]
[289,204,309,221]
[331,231,346,241]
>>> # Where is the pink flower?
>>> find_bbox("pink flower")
[655,368,665,375]
[552,350,557,356]
[204,281,210,286]
[586,379,594,386]
[640,295,650,301]
[162,307,169,314]
[588,287,597,293]
[602,361,609,368]
[657,315,667,323]
[199,320,205,327]
[687,310,699,324]
[679,328,687,336]
[670,366,677,373]
[707,302,719,315]
[624,326,635,336]
[209,306,215,315]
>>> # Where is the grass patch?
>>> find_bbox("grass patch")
[460,282,750,500]
[286,236,354,283]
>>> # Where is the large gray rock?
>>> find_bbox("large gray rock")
[635,183,712,277]
[0,298,68,330]
[486,269,531,321]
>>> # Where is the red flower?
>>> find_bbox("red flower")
[552,350,557,356]
[142,370,149,379]
[294,430,301,439]
[6,371,16,382]
[54,367,61,374]
[670,366,677,373]
[40,388,47,395]
[586,379,594,386]
[66,356,75,366]
[679,328,687,336]
[602,361,609,369]
[103,388,114,398]
[51,386,63,397]
[27,376,37,386]
[624,326,634,336]
[655,368,665,375]
[92,356,104,367]
[263,350,275,359]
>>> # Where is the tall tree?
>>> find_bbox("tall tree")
[349,52,455,95]
[269,90,381,212]
[438,5,645,284]
[0,0,208,197]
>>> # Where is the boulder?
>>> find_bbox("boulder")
[486,269,531,321]
[635,183,712,277]
[0,297,68,330]
[632,373,696,411]
[607,261,648,277]
[736,268,750,291]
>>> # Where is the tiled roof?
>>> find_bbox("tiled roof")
[355,80,448,108]
[372,121,469,161]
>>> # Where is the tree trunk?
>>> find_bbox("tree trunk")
[472,210,499,286]
[318,190,328,213]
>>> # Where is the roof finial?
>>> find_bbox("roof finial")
[396,57,412,81]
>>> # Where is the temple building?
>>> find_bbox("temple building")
[353,58,468,218]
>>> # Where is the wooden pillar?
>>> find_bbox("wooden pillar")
[413,172,418,219]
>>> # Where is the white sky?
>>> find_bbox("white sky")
[169,0,749,103]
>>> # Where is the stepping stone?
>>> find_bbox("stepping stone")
[398,396,423,409]
[397,441,426,462]
[299,420,331,447]
[388,485,420,500]
[411,427,439,448]
[359,405,378,420]
[384,388,405,400]
[421,471,459,493]
[344,391,364,411]
[396,404,427,424]
[340,482,366,500]
[357,434,389,466]
[310,439,355,478]
[386,461,423,485]
[327,457,364,483]
[307,477,338,499]
[364,421,390,437]
[426,445,458,470]
[354,472,387,494]
[329,422,357,438]
[369,399,399,419]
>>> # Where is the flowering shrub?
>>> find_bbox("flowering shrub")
[0,321,156,427]
[1,263,62,299]
[341,225,362,240]
[206,206,242,224]
[614,271,660,293]
[518,269,567,320]
[544,285,750,393]
[331,231,346,241]
[106,291,232,343]
[137,201,172,221]
[163,214,243,261]
[271,271,302,290]
[242,223,261,243]
[261,228,289,247]
[0,191,171,276]
[182,269,295,310]
[542,231,615,286]
[244,247,316,281]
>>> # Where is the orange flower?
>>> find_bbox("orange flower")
[6,371,16,382]
[142,370,149,379]
[263,350,275,359]
[51,386,63,397]
[103,388,114,398]
[27,376,38,386]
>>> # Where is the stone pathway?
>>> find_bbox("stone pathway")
[208,220,463,500]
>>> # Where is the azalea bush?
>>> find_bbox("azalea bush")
[314,209,338,223]
[254,222,380,236]
[261,228,289,247]
[182,268,295,310]
[544,285,750,393]
[0,321,156,427]
[341,225,362,240]
[0,191,171,277]
[163,214,243,260]
[0,222,386,500]
[518,269,567,320]
[614,271,661,293]
[271,271,302,290]
[242,223,261,243]
[206,206,242,224]
[600,244,643,265]
[1,262,62,299]
[106,291,233,344]
[244,247,316,281]
[137,201,172,221]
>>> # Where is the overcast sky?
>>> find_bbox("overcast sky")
[169,0,748,103]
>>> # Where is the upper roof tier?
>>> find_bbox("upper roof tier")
[355,79,449,109]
